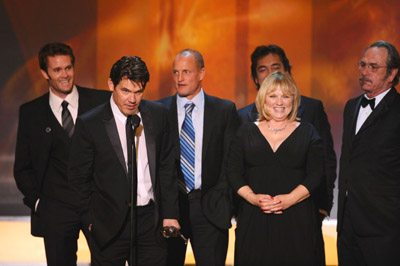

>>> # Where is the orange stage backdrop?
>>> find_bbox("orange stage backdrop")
[1,0,400,217]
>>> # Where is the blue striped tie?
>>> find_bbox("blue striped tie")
[180,102,195,193]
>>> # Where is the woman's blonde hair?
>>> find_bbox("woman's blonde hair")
[255,71,300,122]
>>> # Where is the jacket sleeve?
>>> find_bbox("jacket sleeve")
[14,105,40,210]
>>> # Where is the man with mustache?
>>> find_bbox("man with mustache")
[14,42,110,266]
[337,40,400,266]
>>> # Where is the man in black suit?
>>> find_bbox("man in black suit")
[238,45,337,220]
[337,41,400,266]
[68,56,179,265]
[159,49,239,266]
[14,42,110,266]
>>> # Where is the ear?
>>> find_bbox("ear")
[389,68,399,83]
[254,77,259,87]
[199,67,206,81]
[40,69,50,80]
[107,78,115,92]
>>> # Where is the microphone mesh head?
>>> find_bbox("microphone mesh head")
[131,114,141,127]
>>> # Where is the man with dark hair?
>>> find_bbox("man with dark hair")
[159,49,239,266]
[239,44,337,221]
[337,40,400,266]
[14,42,110,266]
[68,56,179,265]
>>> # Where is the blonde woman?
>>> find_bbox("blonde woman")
[228,72,325,266]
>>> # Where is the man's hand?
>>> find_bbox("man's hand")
[163,219,180,230]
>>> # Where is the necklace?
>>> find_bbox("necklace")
[267,123,287,135]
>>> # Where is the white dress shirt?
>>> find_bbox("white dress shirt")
[355,88,391,134]
[177,89,205,189]
[110,97,154,206]
[49,85,79,125]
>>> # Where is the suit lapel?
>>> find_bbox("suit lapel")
[350,97,362,139]
[77,86,91,116]
[168,95,180,150]
[140,100,156,185]
[250,103,258,122]
[356,88,397,136]
[102,102,128,176]
[297,96,305,118]
[202,93,214,163]
[40,95,55,178]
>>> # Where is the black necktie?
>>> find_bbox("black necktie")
[360,97,375,110]
[61,101,74,137]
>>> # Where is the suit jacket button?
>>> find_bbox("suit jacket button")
[127,202,131,207]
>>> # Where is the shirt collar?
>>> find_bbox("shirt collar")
[176,89,204,110]
[49,85,78,112]
[364,87,391,107]
[110,95,142,125]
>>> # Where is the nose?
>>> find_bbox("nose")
[277,96,283,104]
[61,69,68,77]
[177,72,185,82]
[360,65,369,76]
[128,92,136,103]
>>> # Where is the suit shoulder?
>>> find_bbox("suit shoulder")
[301,95,323,107]
[79,102,107,121]
[77,86,111,98]
[157,96,174,107]
[19,93,49,112]
[205,94,236,109]
[141,99,167,112]
[238,103,255,114]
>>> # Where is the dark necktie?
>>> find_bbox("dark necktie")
[61,101,74,138]
[179,102,195,193]
[360,97,375,110]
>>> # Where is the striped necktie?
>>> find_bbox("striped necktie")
[61,101,74,138]
[179,102,195,193]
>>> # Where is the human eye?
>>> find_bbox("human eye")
[271,65,282,71]
[183,70,190,74]
[370,64,379,71]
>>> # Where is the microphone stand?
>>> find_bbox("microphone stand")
[129,114,140,266]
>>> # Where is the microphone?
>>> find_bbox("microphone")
[130,114,141,135]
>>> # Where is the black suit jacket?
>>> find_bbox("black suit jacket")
[238,95,337,215]
[337,88,400,240]
[68,99,178,249]
[14,86,110,237]
[158,92,239,229]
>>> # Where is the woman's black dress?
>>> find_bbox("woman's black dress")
[228,122,325,266]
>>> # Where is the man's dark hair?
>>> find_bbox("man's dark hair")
[38,42,75,72]
[251,44,292,87]
[109,56,150,89]
[366,40,400,86]
[176,49,205,69]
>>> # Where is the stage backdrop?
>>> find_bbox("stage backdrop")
[1,0,400,217]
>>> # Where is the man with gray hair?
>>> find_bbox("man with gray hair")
[337,40,400,266]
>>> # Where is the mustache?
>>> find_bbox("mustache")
[359,77,372,83]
